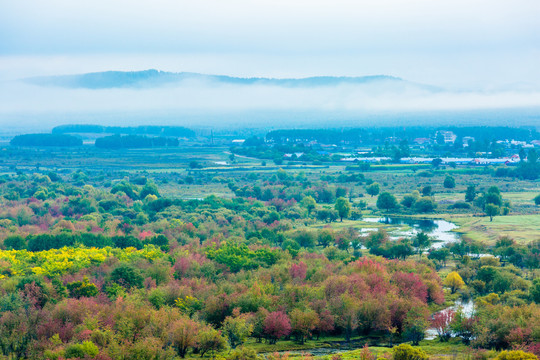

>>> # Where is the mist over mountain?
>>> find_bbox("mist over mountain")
[0,69,537,133]
[24,69,436,91]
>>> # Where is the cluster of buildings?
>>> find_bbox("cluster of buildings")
[413,130,540,149]
[341,156,521,166]
[496,139,540,149]
[413,131,463,146]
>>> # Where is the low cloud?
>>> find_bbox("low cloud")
[2,78,540,117]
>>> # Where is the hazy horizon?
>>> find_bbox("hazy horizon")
[1,0,539,130]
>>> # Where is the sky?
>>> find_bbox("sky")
[1,0,540,130]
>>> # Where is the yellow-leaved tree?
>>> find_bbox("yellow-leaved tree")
[443,271,465,294]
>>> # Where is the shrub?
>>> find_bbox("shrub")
[451,201,471,209]
[496,350,538,360]
[227,346,260,360]
[392,344,428,360]
[64,341,99,359]
[417,171,434,177]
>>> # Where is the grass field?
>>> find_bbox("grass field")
[159,183,234,199]
[451,214,540,245]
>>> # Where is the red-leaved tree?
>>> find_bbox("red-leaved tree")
[264,311,291,344]
[432,309,455,342]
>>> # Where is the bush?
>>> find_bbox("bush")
[64,341,99,359]
[227,346,260,360]
[496,350,538,360]
[393,344,428,360]
[417,171,434,177]
[451,201,471,209]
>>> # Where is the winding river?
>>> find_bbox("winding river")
[263,217,474,355]
[360,217,475,341]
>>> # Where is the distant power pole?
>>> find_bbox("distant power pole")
[210,130,214,145]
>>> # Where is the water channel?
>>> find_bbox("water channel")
[361,217,461,249]
[361,217,475,340]
[263,217,474,356]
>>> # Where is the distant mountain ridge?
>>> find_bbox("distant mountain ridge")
[23,69,438,90]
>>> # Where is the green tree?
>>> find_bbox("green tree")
[401,191,419,208]
[222,314,253,349]
[528,148,538,163]
[317,229,334,248]
[197,327,227,357]
[399,139,410,157]
[414,197,437,213]
[316,208,338,223]
[111,265,144,289]
[67,277,99,298]
[295,230,317,248]
[465,185,476,202]
[290,308,319,344]
[376,192,398,212]
[365,183,380,197]
[3,235,26,250]
[403,307,428,345]
[139,181,160,198]
[485,203,500,222]
[485,187,503,207]
[534,194,540,206]
[334,197,351,222]
[332,294,360,342]
[301,196,317,214]
[443,175,455,189]
[428,248,450,268]
[432,158,443,168]
[413,232,431,253]
[519,147,527,162]
[530,278,540,303]
[64,341,99,359]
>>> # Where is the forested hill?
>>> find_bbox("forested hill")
[53,125,195,138]
[24,69,419,89]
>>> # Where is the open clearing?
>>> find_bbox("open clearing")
[451,214,540,245]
